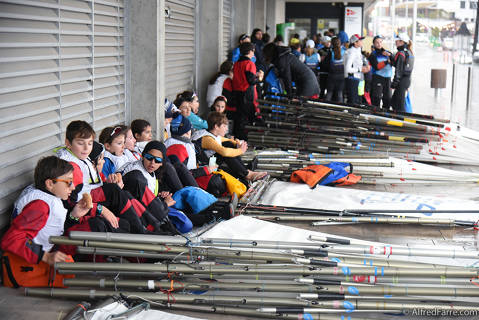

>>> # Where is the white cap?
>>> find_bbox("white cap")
[305,39,315,48]
[321,36,332,43]
[396,33,410,43]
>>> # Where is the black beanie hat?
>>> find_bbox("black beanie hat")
[89,141,104,163]
[142,140,167,162]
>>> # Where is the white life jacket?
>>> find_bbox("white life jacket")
[103,150,130,173]
[121,160,158,196]
[55,147,102,201]
[13,185,66,251]
[192,129,221,158]
[164,137,197,170]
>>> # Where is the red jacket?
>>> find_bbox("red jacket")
[1,187,67,264]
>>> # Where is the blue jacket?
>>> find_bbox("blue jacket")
[188,113,208,130]
[173,186,217,214]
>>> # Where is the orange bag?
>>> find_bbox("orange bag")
[290,165,333,189]
[2,251,74,288]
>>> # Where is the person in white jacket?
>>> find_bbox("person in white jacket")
[344,34,369,104]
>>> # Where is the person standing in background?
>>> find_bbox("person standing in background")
[391,33,414,112]
[232,34,256,64]
[368,35,393,109]
[318,36,332,98]
[251,28,266,71]
[344,34,369,104]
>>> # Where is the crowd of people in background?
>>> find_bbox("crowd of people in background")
[0,26,416,288]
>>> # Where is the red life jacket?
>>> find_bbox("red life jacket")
[290,165,333,189]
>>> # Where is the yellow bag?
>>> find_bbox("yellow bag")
[213,169,247,197]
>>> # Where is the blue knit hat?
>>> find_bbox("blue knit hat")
[170,115,192,136]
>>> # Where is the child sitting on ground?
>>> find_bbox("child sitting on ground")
[210,95,227,113]
[131,119,152,154]
[55,120,173,235]
[122,141,235,230]
[193,112,267,182]
[1,156,90,287]
[165,115,227,197]
[123,125,142,162]
[99,126,130,177]
[182,91,208,130]
[131,118,199,192]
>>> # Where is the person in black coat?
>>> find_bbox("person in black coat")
[262,43,320,98]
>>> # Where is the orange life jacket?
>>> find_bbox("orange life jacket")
[1,251,74,288]
[333,173,362,186]
[290,165,333,189]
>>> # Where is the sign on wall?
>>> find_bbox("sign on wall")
[344,6,363,36]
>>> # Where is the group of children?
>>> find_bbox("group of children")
[1,96,268,288]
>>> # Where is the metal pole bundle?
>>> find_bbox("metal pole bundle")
[24,230,479,319]
[247,97,479,165]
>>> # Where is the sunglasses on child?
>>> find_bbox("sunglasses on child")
[52,178,74,187]
[144,153,163,163]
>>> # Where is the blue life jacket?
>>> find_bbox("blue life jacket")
[172,186,217,214]
[304,53,320,70]
[330,48,345,74]
[371,50,393,78]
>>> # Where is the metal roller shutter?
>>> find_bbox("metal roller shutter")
[164,0,196,100]
[0,0,125,230]
[221,0,232,61]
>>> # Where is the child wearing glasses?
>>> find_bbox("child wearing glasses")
[131,118,199,193]
[1,156,90,287]
[56,121,175,235]
[122,141,234,230]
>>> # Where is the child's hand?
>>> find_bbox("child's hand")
[107,173,124,189]
[240,141,248,153]
[42,251,69,266]
[159,191,171,199]
[208,164,218,173]
[101,206,119,229]
[71,199,90,219]
[164,194,176,207]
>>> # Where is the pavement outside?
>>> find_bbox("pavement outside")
[1,43,478,320]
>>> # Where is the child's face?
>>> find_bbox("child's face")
[66,136,94,160]
[179,102,191,117]
[95,153,105,172]
[214,101,226,113]
[190,96,199,114]
[136,125,152,142]
[105,134,125,156]
[142,149,163,173]
[183,130,192,139]
[215,122,228,137]
[47,171,74,200]
[124,129,136,151]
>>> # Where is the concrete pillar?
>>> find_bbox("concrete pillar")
[127,0,164,140]
[197,0,222,116]
[233,0,252,43]
[253,0,266,32]
[266,0,285,39]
